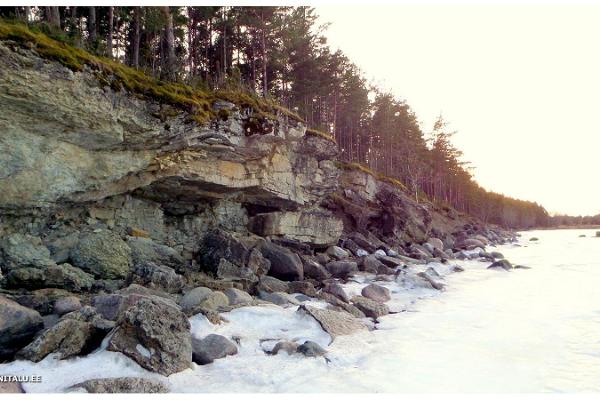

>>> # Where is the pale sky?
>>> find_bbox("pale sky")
[316,5,600,216]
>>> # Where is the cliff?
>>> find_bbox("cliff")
[0,25,514,383]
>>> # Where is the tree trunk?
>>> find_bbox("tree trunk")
[45,7,61,28]
[161,6,176,81]
[131,7,141,68]
[261,10,268,97]
[88,7,97,44]
[107,6,114,58]
[24,6,31,22]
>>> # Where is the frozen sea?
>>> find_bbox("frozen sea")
[3,229,600,393]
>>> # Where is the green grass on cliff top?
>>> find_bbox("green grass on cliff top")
[336,161,409,191]
[0,20,303,125]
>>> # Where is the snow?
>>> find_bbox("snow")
[5,229,600,392]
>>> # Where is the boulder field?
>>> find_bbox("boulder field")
[0,38,516,391]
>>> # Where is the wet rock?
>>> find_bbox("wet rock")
[361,283,391,303]
[351,296,389,319]
[32,311,110,358]
[425,266,441,278]
[259,291,299,306]
[417,271,445,290]
[459,238,486,249]
[348,232,378,253]
[256,275,290,293]
[529,237,539,241]
[326,260,358,279]
[288,281,317,297]
[260,241,303,281]
[271,340,298,355]
[375,255,405,268]
[488,259,513,271]
[427,237,444,251]
[0,233,55,271]
[361,255,385,274]
[192,334,238,365]
[316,292,365,318]
[323,282,350,302]
[299,305,365,339]
[479,251,495,261]
[127,237,185,271]
[53,296,82,316]
[326,246,350,260]
[70,230,132,279]
[181,287,228,316]
[16,318,91,362]
[490,251,505,259]
[0,296,44,360]
[129,262,184,293]
[377,264,396,275]
[451,264,465,272]
[108,296,192,376]
[197,230,267,283]
[297,340,326,357]
[45,263,94,292]
[514,265,531,269]
[302,258,331,281]
[69,377,169,393]
[224,288,253,305]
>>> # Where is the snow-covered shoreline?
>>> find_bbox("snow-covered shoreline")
[2,245,508,393]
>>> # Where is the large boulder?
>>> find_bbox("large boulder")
[427,237,444,251]
[16,318,91,362]
[0,233,55,271]
[180,287,228,316]
[197,230,268,284]
[0,296,44,360]
[91,284,177,321]
[325,260,358,279]
[299,305,365,340]
[361,283,391,303]
[488,259,513,271]
[108,296,192,376]
[259,241,303,281]
[126,237,185,271]
[70,231,132,279]
[360,255,385,274]
[301,257,331,281]
[325,246,349,260]
[192,334,238,365]
[256,275,289,293]
[224,288,253,305]
[458,238,485,249]
[323,282,350,302]
[68,377,169,393]
[44,263,94,292]
[351,296,389,319]
[249,210,343,246]
[129,262,184,293]
[17,306,114,362]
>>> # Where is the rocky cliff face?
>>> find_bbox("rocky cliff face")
[0,35,514,380]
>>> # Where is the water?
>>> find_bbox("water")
[4,229,600,393]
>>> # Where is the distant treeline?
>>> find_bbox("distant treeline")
[548,214,600,227]
[0,6,559,229]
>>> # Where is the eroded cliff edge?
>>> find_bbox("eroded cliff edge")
[0,30,514,385]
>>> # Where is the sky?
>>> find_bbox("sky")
[316,4,600,216]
